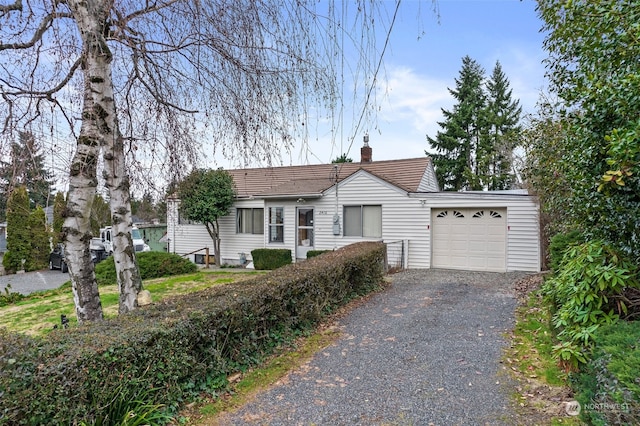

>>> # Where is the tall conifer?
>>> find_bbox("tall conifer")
[427,57,522,191]
[482,61,522,190]
[427,56,486,190]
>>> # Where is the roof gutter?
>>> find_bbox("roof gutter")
[245,193,323,200]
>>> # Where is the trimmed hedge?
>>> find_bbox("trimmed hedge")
[95,251,198,286]
[250,248,292,270]
[0,242,385,424]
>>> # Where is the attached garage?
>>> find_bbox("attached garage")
[431,208,507,272]
[420,191,540,273]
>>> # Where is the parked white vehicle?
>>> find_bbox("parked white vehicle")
[100,225,151,254]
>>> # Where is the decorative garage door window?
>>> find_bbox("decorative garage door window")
[435,210,465,218]
[472,210,503,219]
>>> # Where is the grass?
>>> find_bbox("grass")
[506,289,584,425]
[0,270,263,337]
[511,293,566,386]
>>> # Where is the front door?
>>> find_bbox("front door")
[296,207,314,259]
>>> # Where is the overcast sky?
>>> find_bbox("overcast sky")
[209,0,548,169]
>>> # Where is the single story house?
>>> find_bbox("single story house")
[167,140,540,272]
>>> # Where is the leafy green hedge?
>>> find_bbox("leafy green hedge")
[95,251,197,285]
[574,321,640,426]
[548,230,583,273]
[0,242,385,424]
[250,248,292,270]
[542,240,638,369]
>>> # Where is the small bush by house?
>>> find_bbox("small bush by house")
[306,250,330,259]
[95,251,197,286]
[0,242,386,424]
[250,248,292,270]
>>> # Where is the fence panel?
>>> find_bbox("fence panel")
[384,240,405,272]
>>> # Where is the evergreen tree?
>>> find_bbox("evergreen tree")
[177,169,235,267]
[481,61,522,190]
[427,56,487,190]
[133,192,157,223]
[0,131,54,221]
[2,186,31,273]
[156,199,167,224]
[426,57,522,191]
[332,154,353,163]
[52,191,66,244]
[28,206,50,271]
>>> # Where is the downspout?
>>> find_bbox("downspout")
[332,164,340,248]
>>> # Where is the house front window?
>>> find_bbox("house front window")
[269,207,284,243]
[343,205,382,238]
[236,208,264,234]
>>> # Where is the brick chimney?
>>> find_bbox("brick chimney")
[360,134,372,163]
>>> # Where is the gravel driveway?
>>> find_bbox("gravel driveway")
[213,269,529,426]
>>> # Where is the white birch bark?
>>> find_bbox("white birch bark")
[104,131,143,314]
[63,0,115,322]
[65,0,141,319]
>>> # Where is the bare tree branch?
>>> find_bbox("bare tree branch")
[1,56,82,97]
[0,11,73,50]
[0,0,22,15]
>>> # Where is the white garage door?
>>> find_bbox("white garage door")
[432,208,506,272]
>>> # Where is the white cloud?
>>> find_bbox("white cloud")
[486,45,548,116]
[379,66,452,135]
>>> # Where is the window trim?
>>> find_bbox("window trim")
[268,206,284,243]
[236,208,264,235]
[343,204,382,238]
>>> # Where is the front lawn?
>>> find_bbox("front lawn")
[0,270,262,337]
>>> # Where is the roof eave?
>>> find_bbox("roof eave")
[254,193,323,200]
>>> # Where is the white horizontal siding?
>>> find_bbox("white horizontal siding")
[320,173,430,268]
[168,199,267,264]
[505,202,540,272]
[418,162,439,192]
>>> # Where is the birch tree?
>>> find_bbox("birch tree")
[1,0,406,321]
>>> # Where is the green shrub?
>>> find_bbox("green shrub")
[542,240,639,369]
[548,230,584,272]
[574,321,640,426]
[250,248,292,270]
[95,251,197,286]
[306,250,330,259]
[0,284,24,307]
[0,242,385,424]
